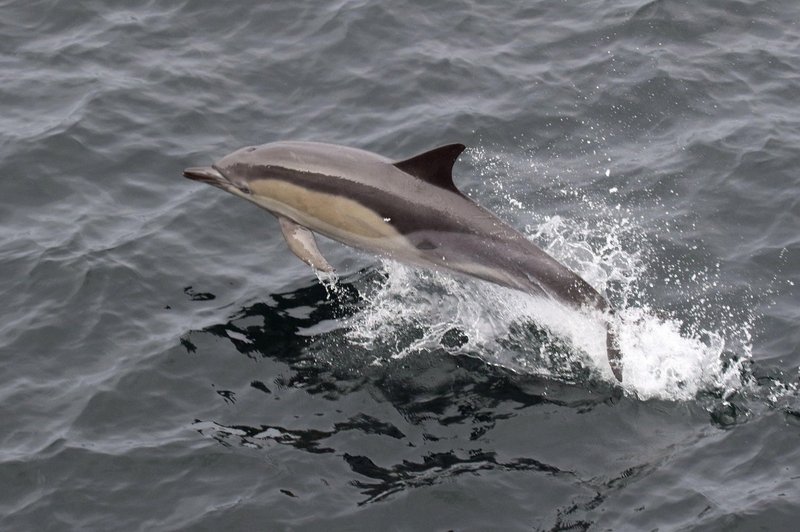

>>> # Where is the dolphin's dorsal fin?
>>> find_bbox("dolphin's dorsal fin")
[393,144,466,193]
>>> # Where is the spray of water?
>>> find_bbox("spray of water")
[337,145,757,401]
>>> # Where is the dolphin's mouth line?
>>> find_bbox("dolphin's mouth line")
[182,165,251,194]
[183,166,228,186]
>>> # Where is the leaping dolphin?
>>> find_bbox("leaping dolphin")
[184,141,622,381]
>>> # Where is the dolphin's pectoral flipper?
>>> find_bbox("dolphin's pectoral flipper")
[278,216,334,273]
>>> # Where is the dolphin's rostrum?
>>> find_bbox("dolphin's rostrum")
[184,141,623,381]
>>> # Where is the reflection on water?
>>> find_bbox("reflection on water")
[185,269,638,504]
[185,270,725,511]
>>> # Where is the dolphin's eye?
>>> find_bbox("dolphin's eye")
[237,182,251,194]
[246,147,256,152]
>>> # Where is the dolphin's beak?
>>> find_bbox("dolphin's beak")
[183,166,228,188]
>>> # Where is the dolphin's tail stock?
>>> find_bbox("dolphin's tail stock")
[580,287,623,382]
[595,289,623,382]
[573,284,623,382]
[606,319,623,382]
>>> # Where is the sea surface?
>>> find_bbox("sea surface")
[2,0,799,530]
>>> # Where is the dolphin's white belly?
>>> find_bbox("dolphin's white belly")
[247,178,423,257]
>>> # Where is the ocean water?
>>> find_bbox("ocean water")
[2,0,799,530]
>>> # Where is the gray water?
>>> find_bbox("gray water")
[2,0,799,530]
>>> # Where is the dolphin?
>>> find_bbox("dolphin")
[184,141,622,381]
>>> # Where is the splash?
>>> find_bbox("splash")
[344,261,749,401]
[314,268,342,299]
[339,146,756,402]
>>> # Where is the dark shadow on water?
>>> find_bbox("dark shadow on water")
[190,267,621,409]
[184,268,629,506]
[183,267,784,510]
[343,450,572,506]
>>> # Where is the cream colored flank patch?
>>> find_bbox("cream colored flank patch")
[248,179,403,243]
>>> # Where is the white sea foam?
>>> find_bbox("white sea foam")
[341,147,755,401]
[344,260,749,400]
